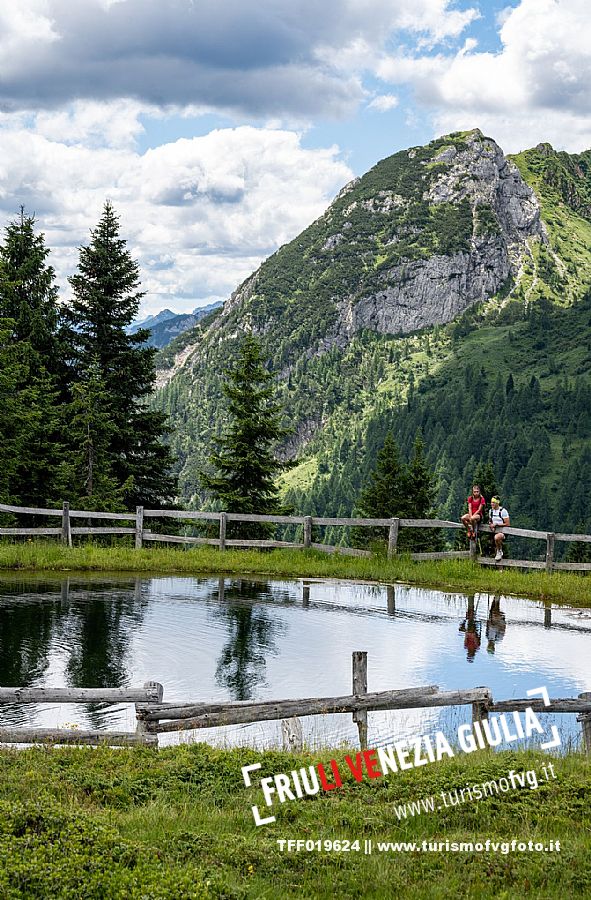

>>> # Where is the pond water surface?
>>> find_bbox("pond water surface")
[0,574,589,749]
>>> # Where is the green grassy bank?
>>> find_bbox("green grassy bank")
[0,541,590,606]
[0,743,588,898]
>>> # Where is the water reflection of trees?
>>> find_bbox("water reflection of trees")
[0,577,148,726]
[211,579,286,701]
[0,584,60,686]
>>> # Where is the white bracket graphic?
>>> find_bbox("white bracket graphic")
[241,763,276,826]
[526,686,562,750]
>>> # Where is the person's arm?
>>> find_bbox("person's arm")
[502,510,510,526]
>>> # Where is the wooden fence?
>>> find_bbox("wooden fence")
[1,501,591,571]
[1,653,590,753]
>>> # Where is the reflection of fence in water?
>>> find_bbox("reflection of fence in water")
[2,502,591,572]
[1,652,590,754]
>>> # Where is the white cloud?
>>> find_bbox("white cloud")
[376,0,591,152]
[0,0,476,119]
[367,94,399,112]
[0,124,353,317]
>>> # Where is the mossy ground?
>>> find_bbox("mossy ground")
[0,743,589,898]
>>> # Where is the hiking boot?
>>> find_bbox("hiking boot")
[495,548,503,562]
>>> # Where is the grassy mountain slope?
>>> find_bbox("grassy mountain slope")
[154,134,591,536]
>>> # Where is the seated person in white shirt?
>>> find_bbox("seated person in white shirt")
[489,497,510,561]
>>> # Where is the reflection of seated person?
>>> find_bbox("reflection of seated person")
[486,596,506,654]
[459,609,482,661]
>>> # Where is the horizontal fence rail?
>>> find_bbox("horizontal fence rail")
[1,502,591,572]
[2,655,590,752]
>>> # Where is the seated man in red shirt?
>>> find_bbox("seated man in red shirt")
[461,484,486,540]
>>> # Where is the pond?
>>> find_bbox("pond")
[0,574,590,749]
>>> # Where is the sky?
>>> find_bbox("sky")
[1,0,590,318]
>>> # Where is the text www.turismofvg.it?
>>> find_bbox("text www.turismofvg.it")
[392,761,556,820]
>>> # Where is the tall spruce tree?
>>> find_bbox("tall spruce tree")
[353,431,442,551]
[64,201,175,506]
[55,361,130,511]
[0,209,62,372]
[0,212,65,505]
[201,334,287,525]
[353,432,406,547]
[405,433,443,552]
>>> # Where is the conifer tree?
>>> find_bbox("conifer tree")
[0,212,66,505]
[64,201,175,505]
[201,334,287,524]
[405,433,443,551]
[55,362,130,511]
[472,461,498,507]
[0,209,62,373]
[353,432,407,546]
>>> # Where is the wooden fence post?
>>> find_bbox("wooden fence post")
[135,680,164,746]
[352,651,368,749]
[472,694,489,726]
[545,532,555,574]
[388,518,399,558]
[469,535,477,561]
[135,506,144,549]
[386,585,395,615]
[219,512,227,551]
[61,502,72,547]
[302,583,310,607]
[303,516,312,549]
[578,692,591,754]
[544,601,552,629]
[281,717,303,751]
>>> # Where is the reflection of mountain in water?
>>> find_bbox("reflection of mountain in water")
[211,579,287,701]
[0,577,148,726]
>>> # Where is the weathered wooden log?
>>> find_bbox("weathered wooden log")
[70,528,135,535]
[411,550,471,561]
[143,510,221,520]
[310,543,371,557]
[490,698,591,714]
[67,510,136,520]
[0,685,163,704]
[553,562,591,571]
[0,528,62,536]
[219,512,227,551]
[352,651,368,749]
[141,684,441,723]
[555,532,591,544]
[399,518,461,529]
[226,513,305,524]
[476,524,548,539]
[225,539,304,549]
[142,532,219,545]
[0,502,62,516]
[478,557,547,569]
[0,728,155,746]
[149,687,496,733]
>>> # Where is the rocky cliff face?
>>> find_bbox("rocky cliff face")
[161,130,546,381]
[154,130,589,501]
[334,131,545,339]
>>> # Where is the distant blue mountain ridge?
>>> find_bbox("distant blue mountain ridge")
[129,301,223,348]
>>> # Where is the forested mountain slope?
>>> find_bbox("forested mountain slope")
[154,131,591,532]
